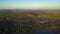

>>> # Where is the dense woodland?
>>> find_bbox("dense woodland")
[0,10,60,34]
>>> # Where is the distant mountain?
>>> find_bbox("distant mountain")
[0,9,13,14]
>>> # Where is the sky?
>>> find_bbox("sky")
[0,0,60,9]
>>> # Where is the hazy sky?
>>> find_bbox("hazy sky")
[0,0,60,9]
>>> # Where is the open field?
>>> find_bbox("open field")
[0,10,60,34]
